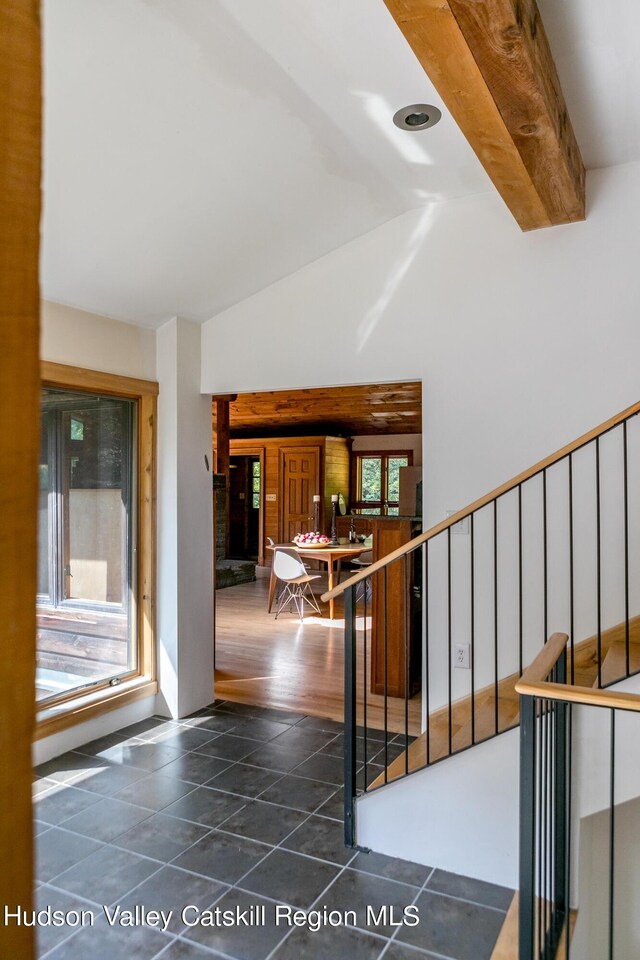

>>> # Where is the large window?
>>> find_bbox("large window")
[37,388,137,701]
[352,451,412,515]
[36,364,157,727]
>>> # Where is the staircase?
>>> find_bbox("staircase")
[324,399,640,959]
[373,615,640,789]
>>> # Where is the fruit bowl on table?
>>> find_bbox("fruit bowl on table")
[293,534,331,549]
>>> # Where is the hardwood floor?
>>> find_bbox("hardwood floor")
[216,574,640,782]
[214,572,422,735]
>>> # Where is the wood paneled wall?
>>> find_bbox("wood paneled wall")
[0,1,41,955]
[230,436,350,562]
[323,437,351,532]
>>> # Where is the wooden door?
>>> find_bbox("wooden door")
[281,446,320,542]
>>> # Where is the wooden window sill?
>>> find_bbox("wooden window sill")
[35,676,158,740]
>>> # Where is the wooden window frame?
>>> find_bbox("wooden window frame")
[351,449,413,515]
[36,362,158,738]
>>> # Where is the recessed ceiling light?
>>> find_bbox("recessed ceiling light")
[393,104,442,131]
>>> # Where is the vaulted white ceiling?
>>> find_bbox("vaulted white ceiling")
[41,0,640,327]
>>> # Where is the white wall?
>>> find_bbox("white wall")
[201,160,640,883]
[156,317,214,718]
[572,797,640,960]
[357,728,520,889]
[201,160,640,703]
[201,162,640,531]
[41,300,156,380]
[351,433,422,465]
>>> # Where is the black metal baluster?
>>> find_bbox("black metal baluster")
[383,565,388,781]
[471,512,476,745]
[424,541,431,766]
[549,696,555,953]
[608,709,616,960]
[538,700,543,959]
[623,421,630,677]
[494,500,499,735]
[519,485,523,678]
[566,703,572,960]
[519,693,536,960]
[597,438,602,688]
[363,567,368,792]
[343,585,357,846]
[569,455,575,685]
[448,527,453,756]
[543,470,548,644]
[555,651,568,953]
[404,553,409,776]
[544,698,549,952]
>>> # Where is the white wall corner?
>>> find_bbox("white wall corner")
[156,317,214,718]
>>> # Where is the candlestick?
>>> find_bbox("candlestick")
[330,498,338,544]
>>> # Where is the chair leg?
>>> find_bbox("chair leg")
[301,582,322,616]
[275,584,294,619]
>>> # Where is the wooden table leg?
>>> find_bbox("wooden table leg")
[267,564,277,613]
[327,559,335,621]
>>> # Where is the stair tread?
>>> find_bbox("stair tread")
[596,638,640,688]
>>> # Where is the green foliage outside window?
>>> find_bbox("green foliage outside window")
[252,460,260,509]
[357,453,409,513]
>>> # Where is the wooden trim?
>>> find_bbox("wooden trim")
[518,632,569,684]
[35,678,158,739]
[490,893,577,960]
[36,369,157,733]
[41,360,158,397]
[383,0,585,231]
[139,393,157,686]
[1,0,41,953]
[490,892,519,960]
[323,398,640,601]
[515,631,640,711]
[516,679,640,713]
[230,446,266,565]
[352,448,413,513]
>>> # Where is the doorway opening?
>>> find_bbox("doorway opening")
[212,380,423,731]
[229,454,262,562]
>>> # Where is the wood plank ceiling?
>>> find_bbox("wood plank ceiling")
[212,382,422,438]
[383,0,585,230]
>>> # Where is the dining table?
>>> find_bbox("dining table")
[267,542,371,620]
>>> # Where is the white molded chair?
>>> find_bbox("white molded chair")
[273,548,322,619]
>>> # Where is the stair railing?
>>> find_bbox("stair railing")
[516,632,640,960]
[324,400,640,847]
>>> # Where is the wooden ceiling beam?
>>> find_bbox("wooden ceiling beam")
[383,0,585,230]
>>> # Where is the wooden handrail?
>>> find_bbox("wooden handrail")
[518,632,569,684]
[322,398,640,602]
[515,632,640,713]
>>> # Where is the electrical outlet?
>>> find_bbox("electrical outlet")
[454,643,470,669]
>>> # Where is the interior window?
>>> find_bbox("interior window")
[353,451,411,515]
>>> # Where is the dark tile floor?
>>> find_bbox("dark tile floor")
[33,701,512,960]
